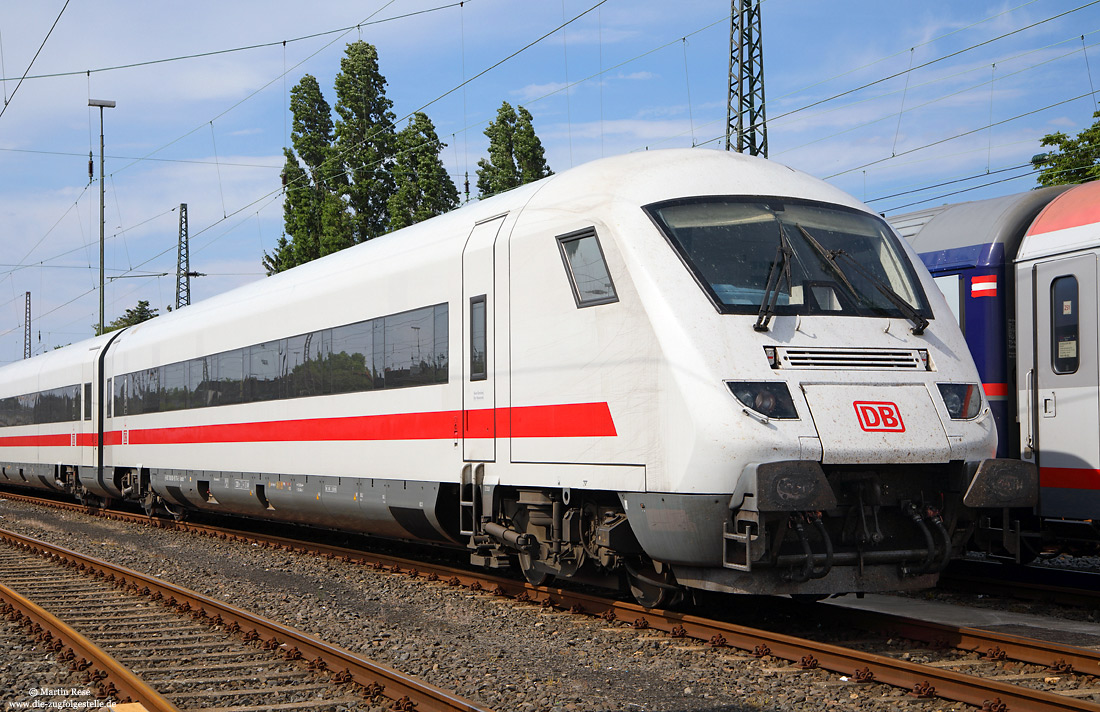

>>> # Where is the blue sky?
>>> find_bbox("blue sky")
[1,0,1098,361]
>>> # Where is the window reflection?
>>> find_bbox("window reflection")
[93,302,449,419]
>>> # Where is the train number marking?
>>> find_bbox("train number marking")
[853,401,905,432]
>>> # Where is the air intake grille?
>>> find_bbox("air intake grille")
[777,347,923,370]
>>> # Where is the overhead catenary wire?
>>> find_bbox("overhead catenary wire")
[746,0,1100,135]
[0,0,69,120]
[825,90,1098,179]
[0,2,469,84]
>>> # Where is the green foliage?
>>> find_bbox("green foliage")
[266,43,468,275]
[93,300,158,336]
[388,112,459,231]
[266,75,355,274]
[335,41,397,243]
[1033,110,1100,187]
[476,101,552,198]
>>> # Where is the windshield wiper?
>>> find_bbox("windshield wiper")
[754,225,793,332]
[795,224,928,335]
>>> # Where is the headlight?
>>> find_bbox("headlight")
[728,382,798,419]
[937,383,982,419]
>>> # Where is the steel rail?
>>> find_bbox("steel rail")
[811,603,1100,675]
[4,490,1100,711]
[0,581,182,712]
[0,527,491,712]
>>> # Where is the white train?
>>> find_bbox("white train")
[0,149,1034,604]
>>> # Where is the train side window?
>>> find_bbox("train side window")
[107,377,113,418]
[248,341,283,402]
[433,303,449,383]
[217,349,244,406]
[331,321,374,395]
[557,228,618,308]
[470,295,487,381]
[1051,275,1079,374]
[84,382,92,420]
[163,362,188,411]
[385,306,435,388]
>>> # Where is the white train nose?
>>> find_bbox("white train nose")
[802,383,951,463]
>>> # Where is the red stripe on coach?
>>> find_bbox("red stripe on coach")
[1040,467,1100,490]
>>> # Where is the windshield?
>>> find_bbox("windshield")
[644,197,932,319]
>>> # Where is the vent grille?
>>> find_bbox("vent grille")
[777,347,923,370]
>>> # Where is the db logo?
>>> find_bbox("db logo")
[853,401,905,432]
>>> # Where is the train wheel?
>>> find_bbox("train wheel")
[626,560,680,609]
[517,551,554,587]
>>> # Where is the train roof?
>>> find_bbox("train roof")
[31,149,877,367]
[0,331,115,393]
[888,185,1071,270]
[1018,180,1100,262]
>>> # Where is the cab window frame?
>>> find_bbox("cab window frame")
[556,227,619,308]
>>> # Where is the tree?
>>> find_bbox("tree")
[1032,110,1100,187]
[514,105,553,185]
[476,101,552,198]
[334,41,397,243]
[265,76,352,274]
[388,112,459,230]
[93,300,158,336]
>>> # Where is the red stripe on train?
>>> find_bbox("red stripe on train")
[1040,467,1100,490]
[982,382,1008,397]
[1,403,617,448]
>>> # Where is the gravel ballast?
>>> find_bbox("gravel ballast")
[0,498,975,712]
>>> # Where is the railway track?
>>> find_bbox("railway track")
[0,523,491,712]
[3,489,1100,711]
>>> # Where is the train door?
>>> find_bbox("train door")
[81,357,96,471]
[1030,254,1100,519]
[462,214,506,462]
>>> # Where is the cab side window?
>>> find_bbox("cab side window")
[557,228,618,307]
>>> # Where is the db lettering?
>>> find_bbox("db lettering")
[854,401,905,432]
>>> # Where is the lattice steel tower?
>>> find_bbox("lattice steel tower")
[726,0,768,157]
[176,203,190,309]
[23,292,30,359]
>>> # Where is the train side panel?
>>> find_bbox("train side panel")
[1016,181,1100,521]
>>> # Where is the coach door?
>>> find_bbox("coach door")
[81,357,96,470]
[462,214,505,462]
[1031,254,1100,518]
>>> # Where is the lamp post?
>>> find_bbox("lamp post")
[89,98,116,335]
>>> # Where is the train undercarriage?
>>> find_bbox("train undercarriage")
[1,455,1038,608]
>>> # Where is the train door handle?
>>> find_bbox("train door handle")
[1041,391,1056,418]
[1024,369,1034,451]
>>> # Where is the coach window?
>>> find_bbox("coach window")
[188,357,208,408]
[163,363,188,411]
[433,303,449,383]
[470,295,487,381]
[127,372,144,416]
[1052,275,1079,374]
[372,320,386,389]
[217,349,244,406]
[557,228,618,308]
[248,341,283,402]
[386,306,435,388]
[331,321,374,395]
[84,382,92,420]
